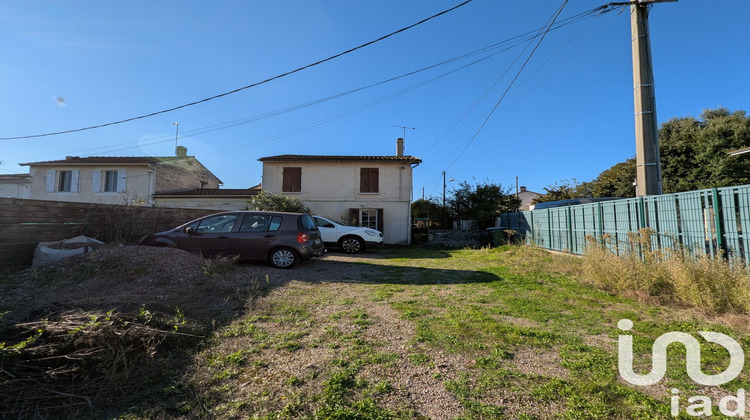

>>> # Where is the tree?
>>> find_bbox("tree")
[411,198,445,219]
[588,158,636,198]
[532,179,591,204]
[447,181,520,229]
[248,191,310,213]
[536,108,750,200]
[659,108,750,193]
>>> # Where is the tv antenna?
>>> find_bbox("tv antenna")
[392,125,416,139]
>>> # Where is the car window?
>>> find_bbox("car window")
[239,215,271,232]
[314,216,335,228]
[268,216,282,231]
[196,214,239,233]
[298,214,318,231]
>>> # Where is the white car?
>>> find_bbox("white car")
[312,215,383,253]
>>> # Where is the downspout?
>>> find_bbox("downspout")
[147,164,157,206]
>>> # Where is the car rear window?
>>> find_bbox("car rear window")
[297,214,318,231]
[239,215,284,232]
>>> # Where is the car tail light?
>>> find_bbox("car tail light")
[297,232,310,243]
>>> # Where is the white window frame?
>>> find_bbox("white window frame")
[92,169,127,193]
[46,169,79,193]
[359,209,378,230]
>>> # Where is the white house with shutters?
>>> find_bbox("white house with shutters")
[259,138,421,245]
[20,147,222,206]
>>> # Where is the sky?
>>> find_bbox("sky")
[1,0,748,200]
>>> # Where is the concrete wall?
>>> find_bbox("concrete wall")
[262,161,414,244]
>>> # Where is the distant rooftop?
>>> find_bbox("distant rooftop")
[0,174,32,183]
[20,156,195,166]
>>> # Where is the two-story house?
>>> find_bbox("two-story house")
[20,146,222,206]
[259,139,421,245]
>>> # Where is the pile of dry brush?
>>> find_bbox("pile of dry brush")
[0,246,263,419]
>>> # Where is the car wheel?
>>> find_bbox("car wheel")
[269,247,299,269]
[339,236,364,254]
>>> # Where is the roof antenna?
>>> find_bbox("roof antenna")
[392,125,416,140]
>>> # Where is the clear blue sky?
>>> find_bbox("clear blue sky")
[1,1,747,199]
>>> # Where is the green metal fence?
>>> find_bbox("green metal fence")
[498,185,750,264]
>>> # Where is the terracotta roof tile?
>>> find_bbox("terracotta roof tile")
[258,154,421,164]
[153,187,260,197]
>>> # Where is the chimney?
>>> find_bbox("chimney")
[176,146,187,158]
[520,186,527,193]
[396,138,404,157]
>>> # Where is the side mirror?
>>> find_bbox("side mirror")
[185,227,196,235]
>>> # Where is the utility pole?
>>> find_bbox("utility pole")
[630,0,675,196]
[442,171,446,209]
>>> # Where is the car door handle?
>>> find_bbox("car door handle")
[263,234,276,238]
[217,236,229,239]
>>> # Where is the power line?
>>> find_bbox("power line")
[444,0,571,172]
[418,2,623,159]
[0,0,474,141]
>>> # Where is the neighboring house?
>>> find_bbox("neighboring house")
[516,186,542,211]
[153,185,261,210]
[259,138,421,245]
[0,174,32,198]
[19,146,222,206]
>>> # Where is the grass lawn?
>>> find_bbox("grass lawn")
[171,246,750,419]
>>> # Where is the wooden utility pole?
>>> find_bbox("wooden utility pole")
[631,0,675,196]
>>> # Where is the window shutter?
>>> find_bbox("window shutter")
[71,170,80,192]
[360,168,379,193]
[117,169,127,193]
[283,167,301,192]
[377,208,384,233]
[46,170,56,192]
[91,170,101,192]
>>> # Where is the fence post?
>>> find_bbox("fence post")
[638,197,646,229]
[529,211,534,245]
[712,188,725,258]
[547,210,552,250]
[566,206,574,253]
[598,202,604,244]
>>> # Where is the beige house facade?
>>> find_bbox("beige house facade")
[517,186,543,211]
[20,147,222,206]
[259,141,421,245]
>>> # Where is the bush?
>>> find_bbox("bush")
[582,229,750,313]
[248,191,310,213]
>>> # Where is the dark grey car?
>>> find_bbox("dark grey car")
[140,211,325,268]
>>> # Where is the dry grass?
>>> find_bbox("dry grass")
[582,229,750,314]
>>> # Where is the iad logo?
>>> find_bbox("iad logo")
[617,319,744,386]
[617,319,746,417]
